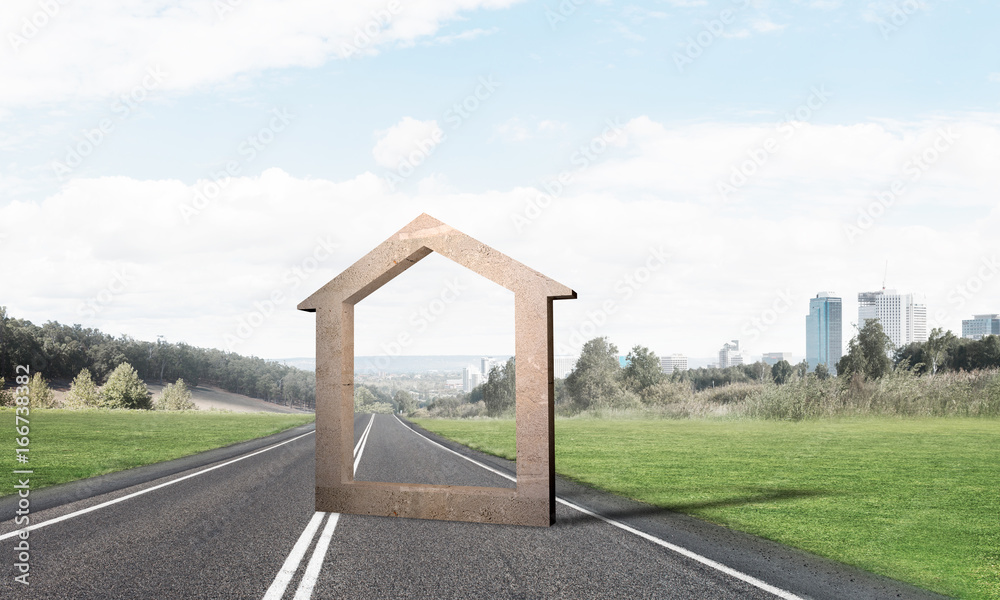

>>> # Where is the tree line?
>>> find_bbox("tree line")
[0,307,315,409]
[561,321,1000,412]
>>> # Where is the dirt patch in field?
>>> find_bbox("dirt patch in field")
[146,383,312,413]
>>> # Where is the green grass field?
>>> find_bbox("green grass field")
[0,409,315,497]
[412,416,1000,600]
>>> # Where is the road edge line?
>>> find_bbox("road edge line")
[393,416,804,600]
[0,430,315,541]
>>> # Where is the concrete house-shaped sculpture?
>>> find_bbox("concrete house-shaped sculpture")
[298,213,576,526]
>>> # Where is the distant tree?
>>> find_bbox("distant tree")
[354,386,377,411]
[65,368,100,408]
[394,390,417,415]
[771,360,794,385]
[565,337,624,410]
[623,345,663,393]
[837,320,893,381]
[925,328,956,376]
[354,386,393,414]
[814,363,831,381]
[29,373,58,408]
[99,363,151,409]
[742,361,771,383]
[483,357,516,417]
[794,360,809,379]
[156,379,196,410]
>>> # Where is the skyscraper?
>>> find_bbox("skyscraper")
[857,289,927,349]
[718,340,743,369]
[806,292,842,374]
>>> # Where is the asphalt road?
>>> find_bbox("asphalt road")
[0,414,949,599]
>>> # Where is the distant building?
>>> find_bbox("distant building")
[660,354,688,375]
[762,352,793,367]
[481,356,496,376]
[554,355,576,379]
[462,366,484,392]
[962,314,1000,340]
[718,340,743,369]
[858,289,927,350]
[806,292,843,374]
[619,356,630,368]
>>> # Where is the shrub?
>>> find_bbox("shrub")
[155,379,196,411]
[0,378,12,407]
[99,363,151,409]
[65,369,100,409]
[697,382,762,405]
[29,373,59,408]
[640,381,694,406]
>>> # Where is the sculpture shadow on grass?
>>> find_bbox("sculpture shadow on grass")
[557,488,831,526]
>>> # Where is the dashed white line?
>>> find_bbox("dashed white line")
[0,429,316,542]
[391,415,804,600]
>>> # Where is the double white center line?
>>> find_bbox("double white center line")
[263,414,374,600]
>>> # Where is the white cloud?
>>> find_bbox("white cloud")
[0,0,525,108]
[425,26,499,45]
[372,117,444,169]
[492,117,532,142]
[750,18,787,33]
[3,115,998,360]
[493,117,568,142]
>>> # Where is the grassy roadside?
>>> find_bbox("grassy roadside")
[412,416,1000,600]
[0,409,315,497]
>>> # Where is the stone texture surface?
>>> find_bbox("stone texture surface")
[299,213,575,526]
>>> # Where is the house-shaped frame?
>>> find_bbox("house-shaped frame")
[298,213,576,526]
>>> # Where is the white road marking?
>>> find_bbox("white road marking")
[262,511,326,600]
[353,414,375,475]
[291,512,340,600]
[392,416,805,600]
[353,414,374,458]
[0,429,316,542]
[263,415,373,600]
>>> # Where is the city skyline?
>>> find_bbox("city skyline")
[1,2,998,361]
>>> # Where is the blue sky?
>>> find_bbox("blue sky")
[2,0,999,363]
